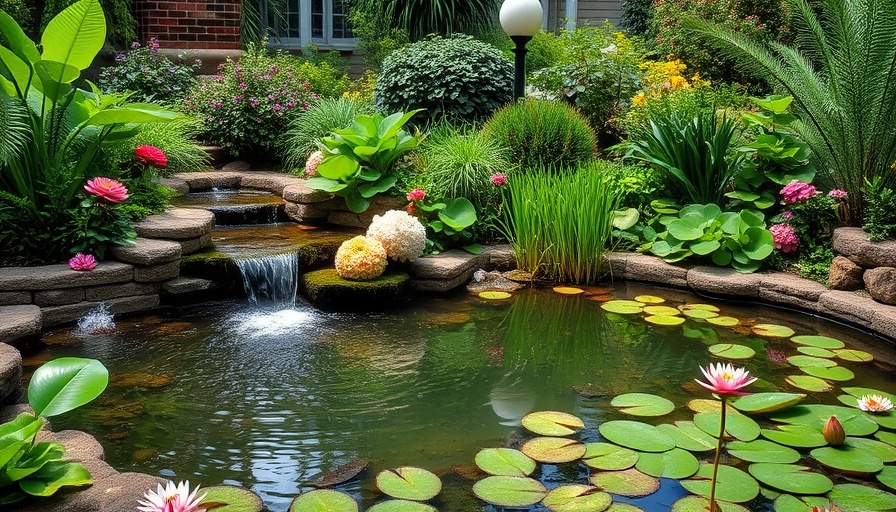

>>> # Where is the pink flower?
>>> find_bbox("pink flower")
[84,177,128,203]
[828,189,848,199]
[137,480,206,512]
[695,363,758,396]
[239,82,247,89]
[68,253,97,271]
[770,223,800,253]
[782,211,793,220]
[490,173,508,187]
[780,180,820,204]
[305,150,324,178]
[134,145,168,168]
[406,189,425,202]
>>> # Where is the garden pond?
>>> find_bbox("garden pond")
[22,283,896,511]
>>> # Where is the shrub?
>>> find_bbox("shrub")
[0,0,32,31]
[376,35,513,126]
[484,99,596,172]
[595,160,668,212]
[621,0,653,35]
[183,42,316,159]
[353,0,498,41]
[863,177,896,242]
[523,29,567,73]
[98,38,200,104]
[296,60,352,99]
[348,6,410,71]
[281,97,375,172]
[39,0,135,46]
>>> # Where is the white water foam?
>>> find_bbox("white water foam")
[73,303,116,335]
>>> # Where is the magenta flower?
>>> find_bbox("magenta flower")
[490,173,508,187]
[406,189,425,202]
[135,145,168,168]
[695,362,758,396]
[234,95,242,103]
[782,211,793,220]
[85,177,128,203]
[68,253,97,271]
[137,480,206,512]
[239,82,247,89]
[249,98,259,106]
[770,223,800,253]
[828,189,848,199]
[780,180,819,204]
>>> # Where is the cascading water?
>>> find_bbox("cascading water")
[234,252,299,306]
[73,303,116,335]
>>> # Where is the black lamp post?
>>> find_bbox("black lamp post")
[500,0,544,100]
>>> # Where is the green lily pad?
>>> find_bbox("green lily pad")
[672,496,750,512]
[878,466,896,491]
[686,399,744,415]
[844,437,896,463]
[611,393,675,417]
[801,365,855,382]
[810,446,884,474]
[634,295,665,304]
[748,463,833,494]
[366,501,437,512]
[289,489,359,512]
[598,420,676,453]
[644,315,686,326]
[785,355,837,368]
[635,448,699,479]
[474,448,536,477]
[601,300,645,314]
[375,468,442,501]
[680,463,759,503]
[790,335,845,349]
[876,430,896,447]
[726,440,800,463]
[642,305,680,316]
[761,425,827,448]
[607,504,645,511]
[472,476,546,508]
[479,291,512,300]
[681,309,719,319]
[785,375,832,392]
[693,411,761,441]
[679,304,720,312]
[731,393,806,414]
[582,443,639,471]
[542,485,612,512]
[201,485,264,512]
[772,495,833,512]
[590,468,660,498]
[833,349,873,362]
[708,344,755,359]
[769,405,879,436]
[521,411,585,436]
[796,346,836,357]
[521,437,587,463]
[656,422,716,452]
[752,324,795,337]
[828,483,896,511]
[706,316,739,327]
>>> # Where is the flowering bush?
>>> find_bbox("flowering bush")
[184,42,316,159]
[98,38,200,104]
[367,210,427,262]
[770,223,799,253]
[74,177,137,258]
[334,236,388,280]
[780,180,820,204]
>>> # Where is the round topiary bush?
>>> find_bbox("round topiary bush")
[483,99,596,172]
[375,35,513,125]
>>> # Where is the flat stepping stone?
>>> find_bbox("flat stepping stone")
[162,276,216,295]
[301,269,410,312]
[109,238,182,266]
[133,208,214,240]
[0,262,133,291]
[0,305,41,343]
[18,471,162,512]
[283,183,333,203]
[170,171,242,190]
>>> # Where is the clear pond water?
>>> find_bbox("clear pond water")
[25,283,896,511]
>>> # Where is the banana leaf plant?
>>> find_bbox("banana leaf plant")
[307,109,424,213]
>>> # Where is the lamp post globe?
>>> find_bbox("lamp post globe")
[500,0,543,100]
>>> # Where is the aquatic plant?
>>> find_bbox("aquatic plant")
[137,481,206,512]
[334,235,388,281]
[857,395,894,413]
[366,210,427,263]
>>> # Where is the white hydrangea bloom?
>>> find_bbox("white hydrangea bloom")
[366,209,427,262]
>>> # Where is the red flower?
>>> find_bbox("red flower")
[406,189,425,202]
[84,177,128,203]
[134,145,167,168]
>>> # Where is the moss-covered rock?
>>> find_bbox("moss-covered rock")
[301,269,410,312]
[180,250,239,283]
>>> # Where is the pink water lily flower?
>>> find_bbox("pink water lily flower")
[84,177,128,203]
[695,363,758,396]
[857,394,893,413]
[137,480,206,512]
[68,253,97,271]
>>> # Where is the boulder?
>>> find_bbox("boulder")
[864,267,896,305]
[466,270,525,293]
[158,177,189,196]
[133,208,214,240]
[221,160,251,172]
[0,305,41,343]
[19,471,163,512]
[832,227,896,267]
[828,256,864,290]
[282,183,332,204]
[0,342,22,403]
[301,269,410,312]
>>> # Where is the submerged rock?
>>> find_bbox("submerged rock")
[467,270,524,293]
[111,372,174,389]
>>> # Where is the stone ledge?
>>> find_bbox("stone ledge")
[239,172,306,195]
[409,250,481,280]
[0,305,42,343]
[0,262,133,291]
[133,208,214,240]
[0,291,31,306]
[283,183,332,204]
[688,266,761,297]
[0,343,22,403]
[171,171,242,191]
[760,271,829,301]
[162,276,216,295]
[37,429,105,462]
[41,294,161,327]
[109,238,182,266]
[621,253,689,288]
[301,269,410,312]
[816,290,887,330]
[19,471,163,512]
[833,227,896,267]
[159,177,189,196]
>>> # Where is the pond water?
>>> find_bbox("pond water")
[24,283,896,511]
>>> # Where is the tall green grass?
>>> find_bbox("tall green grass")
[280,97,375,172]
[504,161,621,284]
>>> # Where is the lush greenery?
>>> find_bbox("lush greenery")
[281,97,375,172]
[348,6,410,72]
[352,0,499,41]
[863,177,896,242]
[24,0,136,47]
[620,0,653,35]
[99,38,200,104]
[375,35,513,126]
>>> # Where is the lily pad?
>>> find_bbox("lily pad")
[521,411,585,436]
[311,459,370,488]
[582,443,639,471]
[810,446,884,474]
[842,387,896,403]
[681,309,719,319]
[876,430,896,447]
[726,440,800,463]
[785,375,832,392]
[542,485,612,512]
[601,301,644,314]
[607,504,644,511]
[474,448,535,477]
[828,483,896,511]
[769,405,879,436]
[844,437,896,463]
[479,291,511,300]
[634,295,665,304]
[679,304,720,312]
[635,448,699,479]
[877,466,896,491]
[553,286,585,295]
[375,467,442,501]
[731,393,806,414]
[785,355,837,368]
[521,437,587,463]
[680,463,759,503]
[790,335,845,349]
[833,349,873,362]
[611,393,675,417]
[590,468,660,498]
[201,485,264,512]
[656,422,716,452]
[772,495,832,512]
[760,425,827,448]
[797,346,836,357]
[694,411,761,441]
[800,365,854,382]
[748,463,832,495]
[705,316,739,327]
[687,399,744,415]
[644,315,685,326]
[288,490,359,512]
[708,344,755,359]
[642,305,680,316]
[472,476,546,508]
[366,501,437,512]
[598,420,676,453]
[672,496,750,512]
[752,324,795,337]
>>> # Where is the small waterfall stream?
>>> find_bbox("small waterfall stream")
[234,252,300,306]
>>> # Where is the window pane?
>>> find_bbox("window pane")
[267,0,301,40]
[312,0,324,38]
[331,0,353,38]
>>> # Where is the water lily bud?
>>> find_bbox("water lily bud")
[823,416,846,445]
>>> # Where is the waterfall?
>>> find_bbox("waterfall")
[234,252,299,306]
[73,303,116,335]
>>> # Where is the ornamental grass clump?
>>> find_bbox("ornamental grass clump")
[334,235,388,280]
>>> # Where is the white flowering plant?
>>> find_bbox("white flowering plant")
[367,210,427,262]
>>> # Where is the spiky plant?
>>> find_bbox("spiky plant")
[352,0,500,41]
[280,97,375,172]
[685,0,896,224]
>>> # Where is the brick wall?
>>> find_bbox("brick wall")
[134,1,241,50]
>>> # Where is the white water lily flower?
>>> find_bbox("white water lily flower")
[857,394,894,413]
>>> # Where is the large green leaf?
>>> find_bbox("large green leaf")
[472,476,546,508]
[41,0,106,72]
[5,441,65,481]
[438,198,477,231]
[598,420,676,452]
[828,484,896,511]
[521,411,584,436]
[611,393,675,417]
[17,461,92,496]
[85,106,178,126]
[288,489,358,512]
[200,485,264,512]
[680,463,759,503]
[810,446,884,474]
[582,443,639,470]
[306,177,348,193]
[375,467,441,501]
[635,448,699,479]
[317,154,360,181]
[357,175,397,199]
[731,393,806,414]
[748,463,832,495]
[542,485,612,512]
[590,468,660,498]
[0,46,31,93]
[0,10,39,63]
[27,358,108,417]
[727,440,800,463]
[474,448,535,477]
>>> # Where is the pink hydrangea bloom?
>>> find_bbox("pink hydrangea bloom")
[406,189,425,202]
[68,253,97,271]
[490,173,508,187]
[780,180,819,204]
[84,177,128,203]
[828,189,848,199]
[770,223,800,253]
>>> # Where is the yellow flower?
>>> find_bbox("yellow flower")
[334,236,388,280]
[632,92,647,107]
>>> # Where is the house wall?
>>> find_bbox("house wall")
[578,0,622,26]
[133,0,242,50]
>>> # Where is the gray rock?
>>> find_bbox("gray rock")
[832,227,869,259]
[758,288,821,313]
[109,238,182,266]
[864,267,896,305]
[240,171,305,195]
[178,233,213,255]
[282,183,332,203]
[158,177,189,196]
[162,276,216,295]
[0,305,41,343]
[816,290,893,329]
[37,430,105,462]
[327,211,366,229]
[466,270,525,293]
[872,308,896,342]
[284,201,329,221]
[481,245,515,271]
[0,342,22,403]
[688,266,761,297]
[605,252,628,280]
[221,160,251,172]
[828,256,864,290]
[171,171,241,190]
[412,270,478,293]
[832,227,896,267]
[33,288,85,307]
[0,291,31,305]
[623,253,689,287]
[133,261,180,283]
[41,295,160,327]
[409,250,481,280]
[0,262,133,291]
[760,271,829,301]
[133,208,214,240]
[85,282,158,301]
[78,459,118,481]
[19,471,163,512]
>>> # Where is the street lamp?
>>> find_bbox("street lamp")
[500,0,544,100]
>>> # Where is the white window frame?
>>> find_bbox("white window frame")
[268,0,356,50]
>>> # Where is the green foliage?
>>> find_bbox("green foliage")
[863,177,896,242]
[98,38,200,104]
[282,97,375,172]
[38,0,135,47]
[183,42,316,159]
[687,0,896,224]
[521,30,566,73]
[796,244,834,284]
[618,82,747,136]
[621,0,653,35]
[619,111,742,206]
[0,0,31,32]
[117,179,177,221]
[307,110,424,213]
[417,196,480,254]
[102,118,210,176]
[503,166,621,284]
[70,192,136,258]
[296,60,352,99]
[484,99,596,172]
[28,357,108,417]
[348,6,410,72]
[352,0,500,42]
[597,161,669,212]
[376,35,513,126]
